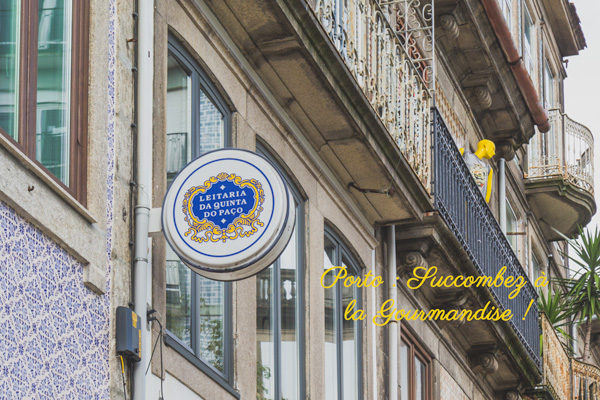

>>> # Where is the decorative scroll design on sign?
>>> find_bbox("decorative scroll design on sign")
[182,172,265,243]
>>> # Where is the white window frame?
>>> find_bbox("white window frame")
[522,4,535,76]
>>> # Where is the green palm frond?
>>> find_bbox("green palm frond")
[552,226,600,362]
[538,289,573,342]
[553,227,600,321]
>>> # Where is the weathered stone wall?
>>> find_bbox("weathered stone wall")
[0,201,111,398]
[0,0,119,397]
[440,365,471,400]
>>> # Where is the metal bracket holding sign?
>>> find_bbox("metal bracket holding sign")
[161,148,295,281]
[148,208,163,237]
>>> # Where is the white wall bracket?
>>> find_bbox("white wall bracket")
[148,207,163,237]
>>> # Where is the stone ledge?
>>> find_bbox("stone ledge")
[0,144,107,295]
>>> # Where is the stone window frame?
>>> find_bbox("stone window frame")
[160,34,236,396]
[323,225,364,400]
[400,324,433,400]
[255,141,307,400]
[0,0,89,204]
[0,0,108,295]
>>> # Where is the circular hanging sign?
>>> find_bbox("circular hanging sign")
[162,148,295,281]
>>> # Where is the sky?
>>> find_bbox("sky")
[563,0,600,231]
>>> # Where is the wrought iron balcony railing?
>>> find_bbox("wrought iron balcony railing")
[307,0,541,372]
[572,355,600,400]
[541,313,571,399]
[433,108,541,370]
[541,314,600,400]
[528,110,595,195]
[307,0,433,192]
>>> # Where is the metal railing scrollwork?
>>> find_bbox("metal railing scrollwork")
[528,109,595,195]
[309,0,434,191]
[541,314,571,400]
[307,0,543,372]
[572,359,600,400]
[541,314,600,400]
[433,108,541,370]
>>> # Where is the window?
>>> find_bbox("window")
[499,0,512,32]
[531,253,541,292]
[522,5,534,76]
[540,60,557,163]
[163,37,234,389]
[256,144,305,400]
[553,242,566,270]
[506,201,519,253]
[543,60,554,110]
[400,326,432,400]
[324,228,362,400]
[0,0,89,202]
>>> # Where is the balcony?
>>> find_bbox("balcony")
[535,314,600,400]
[526,110,596,241]
[306,0,543,381]
[304,0,542,383]
[205,0,438,224]
[306,0,434,192]
[435,0,540,150]
[208,0,544,384]
[432,108,541,371]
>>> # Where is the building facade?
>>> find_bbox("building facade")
[0,0,597,399]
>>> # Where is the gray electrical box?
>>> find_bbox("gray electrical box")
[116,306,141,362]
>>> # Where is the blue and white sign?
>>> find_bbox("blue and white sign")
[162,148,295,281]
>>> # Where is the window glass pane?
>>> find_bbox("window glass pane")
[165,248,193,348]
[198,91,224,154]
[166,54,192,187]
[342,257,359,400]
[280,222,299,400]
[523,7,533,45]
[553,242,566,268]
[501,0,511,32]
[523,6,534,75]
[255,183,302,399]
[532,253,541,292]
[506,201,518,252]
[324,237,338,400]
[166,52,193,348]
[415,356,426,400]
[543,61,554,109]
[0,1,20,140]
[197,277,225,372]
[36,0,72,185]
[400,341,409,400]
[257,266,275,400]
[165,48,227,375]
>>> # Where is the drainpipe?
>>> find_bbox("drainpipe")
[386,225,398,399]
[480,0,550,133]
[133,0,153,399]
[371,249,378,400]
[499,158,506,234]
[526,213,532,278]
[572,322,579,356]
